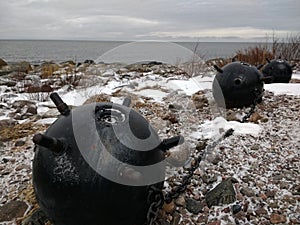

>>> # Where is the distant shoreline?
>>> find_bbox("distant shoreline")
[0,40,267,64]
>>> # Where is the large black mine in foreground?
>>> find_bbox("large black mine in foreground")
[32,93,183,225]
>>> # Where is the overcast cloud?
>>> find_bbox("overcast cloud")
[0,0,299,41]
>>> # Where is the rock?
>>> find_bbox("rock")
[205,178,236,207]
[270,213,286,224]
[163,113,179,123]
[168,103,183,112]
[12,61,33,73]
[196,139,208,151]
[240,185,256,197]
[61,60,76,66]
[171,212,181,225]
[207,220,221,225]
[174,196,186,207]
[15,140,26,147]
[41,109,60,119]
[12,100,35,109]
[11,100,37,119]
[201,173,218,184]
[83,93,111,104]
[15,164,31,171]
[162,200,176,214]
[0,78,16,87]
[249,112,263,123]
[265,189,277,198]
[232,204,242,214]
[84,59,95,64]
[186,198,204,214]
[0,200,28,222]
[250,144,260,150]
[166,142,190,167]
[26,105,38,115]
[255,207,268,216]
[0,119,17,131]
[102,69,115,77]
[21,208,49,225]
[0,58,8,68]
[226,110,240,121]
[191,92,208,109]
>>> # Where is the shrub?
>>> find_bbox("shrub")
[234,33,300,66]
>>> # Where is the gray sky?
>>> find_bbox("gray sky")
[0,0,299,41]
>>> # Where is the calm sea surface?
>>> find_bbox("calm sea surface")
[0,40,264,64]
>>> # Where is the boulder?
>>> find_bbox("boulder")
[11,100,37,119]
[12,61,33,73]
[84,59,95,64]
[0,119,17,131]
[0,58,8,68]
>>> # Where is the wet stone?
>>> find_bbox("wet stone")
[0,200,28,222]
[186,198,204,214]
[205,178,236,207]
[232,204,242,214]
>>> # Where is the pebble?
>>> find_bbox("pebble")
[0,201,28,222]
[185,198,204,214]
[163,201,176,214]
[240,185,256,197]
[174,196,185,207]
[270,213,287,224]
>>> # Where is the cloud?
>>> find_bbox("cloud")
[0,0,299,40]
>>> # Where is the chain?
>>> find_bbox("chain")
[146,128,234,225]
[146,186,164,225]
[241,87,260,123]
[146,88,261,224]
[164,128,234,204]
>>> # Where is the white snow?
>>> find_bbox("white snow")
[292,72,300,80]
[133,89,169,102]
[166,77,213,95]
[190,117,261,140]
[35,117,57,125]
[264,83,300,96]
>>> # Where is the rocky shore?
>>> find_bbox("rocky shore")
[0,58,299,225]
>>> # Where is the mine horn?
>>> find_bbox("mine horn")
[257,64,264,70]
[213,65,223,73]
[160,135,184,152]
[50,92,70,116]
[33,133,66,153]
[122,97,131,107]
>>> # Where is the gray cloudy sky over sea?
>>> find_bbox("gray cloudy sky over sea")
[0,0,299,41]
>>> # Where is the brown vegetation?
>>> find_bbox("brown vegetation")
[0,122,49,142]
[234,33,300,66]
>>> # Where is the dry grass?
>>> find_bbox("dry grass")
[0,122,49,142]
[233,33,300,66]
[235,45,274,66]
